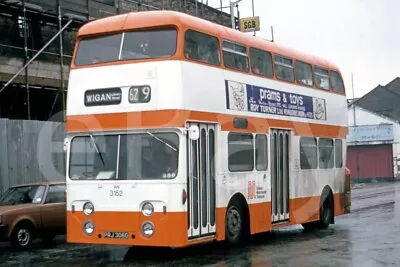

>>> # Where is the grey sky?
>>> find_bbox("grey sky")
[206,0,400,98]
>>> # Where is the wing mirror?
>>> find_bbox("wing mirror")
[187,125,200,141]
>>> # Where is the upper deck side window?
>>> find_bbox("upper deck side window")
[184,30,220,65]
[249,47,273,77]
[74,28,177,66]
[330,70,345,94]
[295,60,313,86]
[222,40,249,72]
[274,54,294,82]
[314,66,330,90]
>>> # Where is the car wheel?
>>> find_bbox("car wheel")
[11,223,34,250]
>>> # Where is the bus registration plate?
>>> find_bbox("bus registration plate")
[104,231,129,239]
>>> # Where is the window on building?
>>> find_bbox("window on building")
[330,71,345,94]
[335,139,343,168]
[295,61,313,86]
[250,48,273,77]
[274,55,294,82]
[184,29,220,65]
[300,137,318,169]
[314,66,330,90]
[319,138,334,169]
[222,40,249,72]
[255,134,268,171]
[228,133,254,172]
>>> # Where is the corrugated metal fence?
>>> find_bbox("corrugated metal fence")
[0,119,66,193]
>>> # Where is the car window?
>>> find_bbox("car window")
[45,184,66,204]
[0,185,46,205]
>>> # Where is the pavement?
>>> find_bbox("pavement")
[1,182,399,266]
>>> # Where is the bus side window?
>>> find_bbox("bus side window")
[334,139,343,168]
[330,70,345,94]
[274,55,294,83]
[250,47,273,77]
[255,134,268,171]
[314,66,330,90]
[228,133,254,172]
[299,137,318,169]
[318,138,334,169]
[222,40,249,72]
[295,61,313,86]
[184,30,220,65]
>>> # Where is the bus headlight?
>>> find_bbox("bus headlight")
[83,201,94,216]
[141,202,154,217]
[141,222,155,238]
[83,221,95,235]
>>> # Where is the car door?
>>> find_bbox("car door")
[40,184,67,234]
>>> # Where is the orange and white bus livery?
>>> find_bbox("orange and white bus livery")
[64,10,351,248]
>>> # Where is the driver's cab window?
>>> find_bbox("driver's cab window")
[45,184,66,204]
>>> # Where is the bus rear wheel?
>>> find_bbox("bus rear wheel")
[302,191,333,231]
[225,200,249,246]
[318,193,333,229]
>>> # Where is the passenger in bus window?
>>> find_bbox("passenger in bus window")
[184,37,199,60]
[142,147,159,178]
[253,57,263,74]
[200,49,212,63]
[237,60,244,71]
[184,47,191,58]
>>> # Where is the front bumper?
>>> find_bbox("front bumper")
[0,224,9,241]
[66,210,187,247]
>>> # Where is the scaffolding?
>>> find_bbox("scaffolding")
[0,0,233,122]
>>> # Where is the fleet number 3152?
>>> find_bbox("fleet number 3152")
[110,190,123,196]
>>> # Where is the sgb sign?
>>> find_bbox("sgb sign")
[239,16,260,33]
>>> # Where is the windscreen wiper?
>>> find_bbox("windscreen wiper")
[89,133,105,166]
[146,132,177,152]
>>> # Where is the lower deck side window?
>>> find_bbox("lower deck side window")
[300,137,317,169]
[228,133,254,172]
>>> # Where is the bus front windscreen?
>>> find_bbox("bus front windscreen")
[74,28,177,66]
[69,132,179,180]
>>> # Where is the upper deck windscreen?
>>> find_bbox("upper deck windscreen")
[74,28,177,66]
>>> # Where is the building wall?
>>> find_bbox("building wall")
[347,144,394,182]
[0,119,66,194]
[348,105,400,178]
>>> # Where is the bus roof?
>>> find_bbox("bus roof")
[77,10,340,71]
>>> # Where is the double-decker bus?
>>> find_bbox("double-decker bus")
[64,10,351,248]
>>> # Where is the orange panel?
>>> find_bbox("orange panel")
[66,110,348,139]
[289,196,320,225]
[67,211,187,247]
[216,207,227,241]
[248,202,271,234]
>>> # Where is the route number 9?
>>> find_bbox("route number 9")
[129,86,151,103]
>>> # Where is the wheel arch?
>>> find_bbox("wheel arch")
[9,218,36,239]
[226,192,250,234]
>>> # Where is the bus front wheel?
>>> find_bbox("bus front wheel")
[225,199,249,246]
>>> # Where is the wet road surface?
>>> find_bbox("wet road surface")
[1,182,400,267]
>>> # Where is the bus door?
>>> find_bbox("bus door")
[270,129,290,223]
[187,122,217,239]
